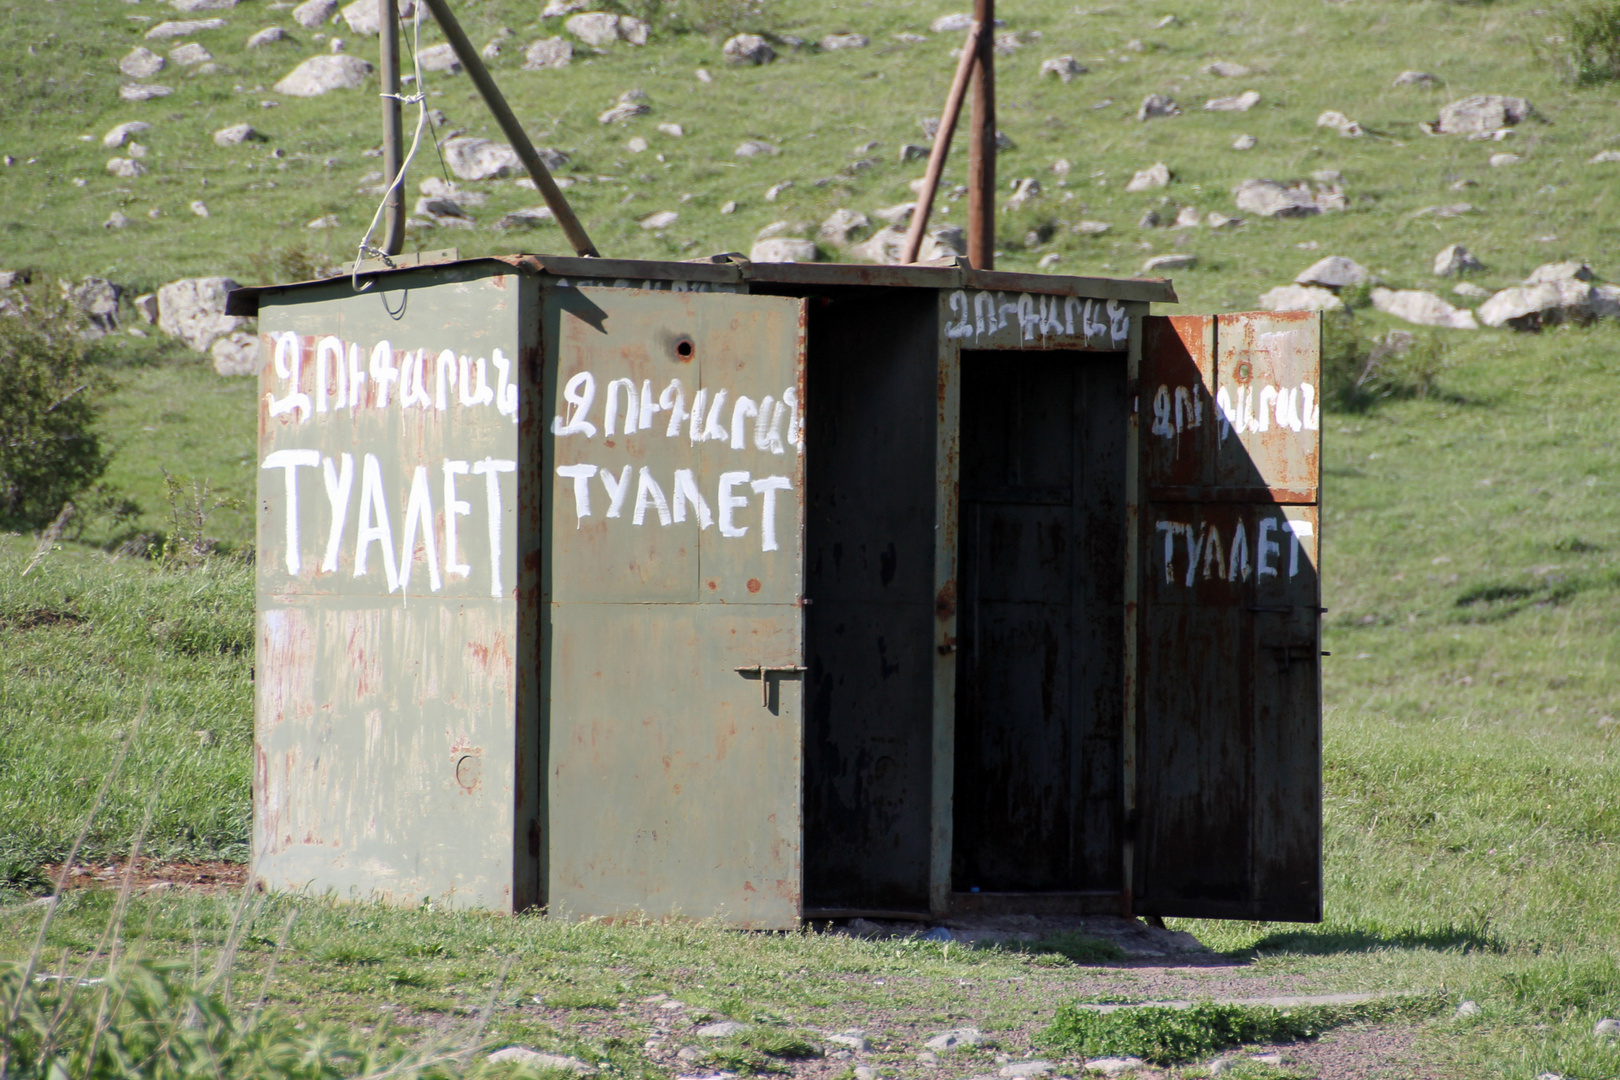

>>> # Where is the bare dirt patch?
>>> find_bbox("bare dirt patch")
[42,858,248,894]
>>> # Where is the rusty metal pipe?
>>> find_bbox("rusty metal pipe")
[901,21,982,265]
[379,0,405,255]
[966,0,995,270]
[417,0,600,258]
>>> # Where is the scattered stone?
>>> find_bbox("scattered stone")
[992,31,1024,55]
[1411,202,1474,219]
[213,122,260,146]
[895,32,928,43]
[306,214,339,228]
[1251,1054,1284,1066]
[598,91,650,123]
[750,237,818,263]
[1153,14,1179,28]
[169,42,213,65]
[1000,1063,1054,1078]
[486,1049,594,1073]
[120,84,175,102]
[107,158,148,179]
[495,206,555,229]
[1316,110,1363,137]
[874,202,916,225]
[121,46,166,78]
[104,121,152,148]
[127,143,149,160]
[524,36,573,69]
[720,200,738,213]
[898,143,930,163]
[1455,1000,1482,1018]
[211,331,258,376]
[1144,253,1195,272]
[1372,287,1479,329]
[1393,70,1436,86]
[1234,178,1320,218]
[1480,279,1596,329]
[1206,211,1242,228]
[1124,162,1171,191]
[1232,133,1257,150]
[930,12,975,32]
[620,17,651,44]
[1260,284,1342,311]
[1037,253,1062,268]
[1172,205,1201,228]
[566,12,622,45]
[1083,1060,1146,1077]
[105,211,132,229]
[59,277,122,335]
[246,26,289,47]
[273,54,373,96]
[1453,282,1489,298]
[146,18,226,39]
[1205,90,1259,111]
[416,42,461,72]
[639,209,678,230]
[1596,1018,1620,1039]
[1489,152,1520,167]
[1433,243,1482,276]
[765,181,793,201]
[1138,94,1179,120]
[723,33,775,65]
[190,200,210,217]
[171,0,236,10]
[627,136,649,153]
[329,38,347,53]
[819,208,869,245]
[542,0,590,14]
[1208,1059,1231,1075]
[133,294,158,323]
[735,140,778,158]
[925,1029,983,1053]
[1435,94,1534,135]
[821,33,869,49]
[444,137,533,179]
[292,0,337,27]
[828,1032,871,1052]
[696,1021,749,1038]
[1040,55,1086,82]
[1138,209,1162,228]
[340,0,414,36]
[1296,255,1369,288]
[415,196,474,225]
[157,276,245,352]
[1204,60,1250,77]
[1005,177,1040,208]
[1527,261,1594,284]
[658,122,684,137]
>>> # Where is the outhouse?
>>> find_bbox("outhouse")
[232,252,1323,929]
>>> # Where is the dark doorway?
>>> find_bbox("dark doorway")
[952,350,1127,893]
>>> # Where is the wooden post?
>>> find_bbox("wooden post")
[901,22,982,265]
[379,0,405,256]
[966,0,995,270]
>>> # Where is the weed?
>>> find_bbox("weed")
[159,471,244,568]
[1547,0,1620,82]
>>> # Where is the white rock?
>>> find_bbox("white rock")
[1206,211,1242,229]
[751,238,818,262]
[1316,110,1363,137]
[340,0,414,36]
[416,43,461,72]
[822,33,869,50]
[542,0,590,14]
[1004,177,1040,209]
[1124,162,1171,192]
[1295,255,1369,288]
[121,47,166,78]
[211,331,258,376]
[1251,1054,1283,1066]
[999,1063,1054,1078]
[169,42,213,65]
[246,27,289,47]
[735,140,778,158]
[696,67,713,82]
[566,12,622,45]
[1453,282,1489,298]
[1455,1000,1482,1018]
[1040,55,1086,82]
[157,276,245,352]
[133,294,158,323]
[1232,133,1256,150]
[599,98,649,123]
[1526,261,1594,284]
[1144,253,1195,272]
[618,16,650,44]
[924,1029,982,1053]
[415,196,474,224]
[1479,280,1596,328]
[146,18,226,39]
[1172,205,1201,228]
[1372,286,1479,329]
[1037,253,1062,268]
[639,210,678,230]
[1234,178,1320,218]
[1073,220,1110,234]
[1596,1018,1620,1039]
[273,54,372,96]
[626,136,649,153]
[442,137,519,179]
[873,202,916,225]
[1138,93,1178,120]
[213,122,259,146]
[292,0,337,28]
[306,214,339,228]
[723,33,774,65]
[1436,94,1533,135]
[120,84,175,101]
[696,1021,749,1038]
[524,37,573,69]
[765,181,793,201]
[104,121,152,148]
[819,208,869,244]
[1204,60,1250,76]
[1393,70,1436,86]
[1489,152,1520,167]
[1433,244,1482,275]
[495,206,555,229]
[329,38,347,53]
[1205,90,1259,111]
[486,1049,593,1073]
[105,211,132,229]
[1083,1059,1146,1077]
[171,0,235,10]
[1259,284,1342,311]
[188,199,211,218]
[827,1032,871,1052]
[107,158,148,178]
[127,142,149,159]
[930,13,974,32]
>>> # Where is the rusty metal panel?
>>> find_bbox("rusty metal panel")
[253,264,532,910]
[541,286,808,930]
[939,287,1136,351]
[1135,312,1321,922]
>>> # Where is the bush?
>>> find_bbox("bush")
[0,285,111,531]
[1549,0,1620,83]
[1320,313,1453,412]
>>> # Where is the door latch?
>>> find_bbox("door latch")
[735,665,808,706]
[1264,642,1321,674]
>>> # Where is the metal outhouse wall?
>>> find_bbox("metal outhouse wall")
[242,256,1321,925]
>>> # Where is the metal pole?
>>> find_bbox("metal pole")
[901,21,981,265]
[379,0,405,256]
[417,0,600,258]
[966,0,995,270]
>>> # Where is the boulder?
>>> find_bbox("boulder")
[1371,287,1479,329]
[1435,94,1533,135]
[542,0,590,14]
[213,123,260,146]
[1316,110,1363,137]
[1171,205,1201,228]
[848,224,961,263]
[1295,255,1369,289]
[930,13,974,32]
[524,37,573,69]
[1040,55,1086,82]
[1393,70,1436,86]
[1205,90,1259,112]
[146,18,226,39]
[415,43,461,72]
[340,0,415,36]
[1433,244,1482,276]
[103,121,152,148]
[169,42,213,66]
[211,331,259,376]
[246,27,289,47]
[60,277,123,335]
[120,47,166,78]
[1144,253,1195,272]
[751,237,819,263]
[495,207,555,229]
[292,0,338,28]
[818,208,870,245]
[1479,280,1596,329]
[133,294,159,323]
[120,84,175,102]
[821,33,869,49]
[1259,284,1342,311]
[619,16,650,44]
[873,202,916,225]
[639,210,678,230]
[1590,150,1620,164]
[157,277,246,352]
[723,33,775,65]
[107,158,148,179]
[566,12,622,45]
[273,54,373,97]
[442,137,565,179]
[1453,282,1489,299]
[1204,60,1250,77]
[735,140,778,157]
[1525,261,1594,284]
[1138,94,1179,120]
[1124,162,1171,192]
[1233,178,1320,218]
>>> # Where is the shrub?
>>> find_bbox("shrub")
[0,284,111,531]
[1320,313,1453,412]
[1549,0,1620,83]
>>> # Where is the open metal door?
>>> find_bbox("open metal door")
[541,286,808,929]
[1133,312,1322,922]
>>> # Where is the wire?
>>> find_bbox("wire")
[352,0,430,292]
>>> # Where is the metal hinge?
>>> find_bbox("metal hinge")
[735,664,808,706]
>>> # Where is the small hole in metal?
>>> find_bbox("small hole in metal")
[675,339,694,360]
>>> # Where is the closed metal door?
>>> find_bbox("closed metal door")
[541,287,808,929]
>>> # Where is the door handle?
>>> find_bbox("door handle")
[735,665,808,706]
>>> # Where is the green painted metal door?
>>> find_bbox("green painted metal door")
[542,287,808,929]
